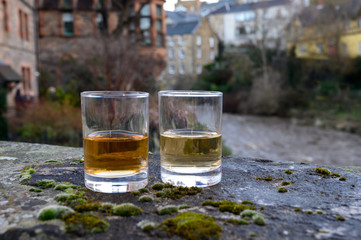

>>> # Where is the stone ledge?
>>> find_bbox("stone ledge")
[0,141,360,239]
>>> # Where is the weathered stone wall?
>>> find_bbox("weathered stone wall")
[1,141,360,239]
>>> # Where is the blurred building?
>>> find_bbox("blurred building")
[0,0,38,112]
[287,0,361,59]
[159,8,219,89]
[37,0,166,82]
[208,0,292,49]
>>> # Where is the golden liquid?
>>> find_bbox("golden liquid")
[160,130,222,173]
[84,130,148,177]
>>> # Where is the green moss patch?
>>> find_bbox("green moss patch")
[54,182,77,191]
[62,212,109,236]
[284,169,293,174]
[339,177,347,181]
[179,205,191,210]
[256,176,274,181]
[294,208,302,212]
[278,187,288,193]
[55,191,87,208]
[281,181,291,186]
[37,179,56,189]
[306,210,313,214]
[158,205,179,215]
[202,200,256,215]
[240,210,266,226]
[139,196,153,203]
[44,160,62,163]
[226,218,249,225]
[38,205,74,221]
[316,211,323,214]
[139,188,150,194]
[74,202,101,212]
[160,212,222,240]
[29,188,42,193]
[137,220,158,232]
[19,166,35,183]
[155,184,202,200]
[152,183,164,191]
[336,216,346,221]
[113,203,142,217]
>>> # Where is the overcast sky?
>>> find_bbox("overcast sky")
[164,0,219,11]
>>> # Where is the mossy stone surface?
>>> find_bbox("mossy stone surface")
[1,141,361,239]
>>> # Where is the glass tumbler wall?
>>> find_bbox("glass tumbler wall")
[159,91,223,187]
[81,91,149,193]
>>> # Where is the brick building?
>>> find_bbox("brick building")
[37,0,167,87]
[159,9,219,89]
[0,0,38,111]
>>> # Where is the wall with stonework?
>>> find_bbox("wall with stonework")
[0,0,38,109]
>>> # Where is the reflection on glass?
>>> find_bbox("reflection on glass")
[141,4,150,16]
[140,18,150,30]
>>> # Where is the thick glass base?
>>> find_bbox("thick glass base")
[161,166,221,187]
[84,170,148,193]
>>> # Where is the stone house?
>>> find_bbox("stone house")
[159,9,219,89]
[37,0,167,87]
[0,0,38,112]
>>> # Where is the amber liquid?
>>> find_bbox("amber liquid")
[84,130,148,178]
[160,130,222,173]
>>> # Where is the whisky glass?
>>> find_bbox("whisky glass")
[159,90,223,187]
[81,91,149,193]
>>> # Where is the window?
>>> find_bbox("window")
[345,21,350,30]
[197,64,202,74]
[140,4,151,46]
[316,43,323,54]
[179,49,185,59]
[168,37,174,46]
[62,13,74,36]
[179,64,185,74]
[168,49,174,59]
[96,13,104,30]
[343,43,348,56]
[156,33,163,46]
[19,10,29,40]
[210,50,215,60]
[156,5,162,17]
[209,37,214,48]
[2,1,9,32]
[21,66,31,94]
[358,42,361,55]
[297,44,306,55]
[197,35,202,46]
[169,65,175,74]
[197,48,202,58]
[179,36,183,45]
[237,27,246,35]
[63,0,72,9]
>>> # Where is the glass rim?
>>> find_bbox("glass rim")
[158,90,222,97]
[81,91,149,98]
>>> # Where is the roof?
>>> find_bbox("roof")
[0,65,23,84]
[167,21,200,35]
[166,11,200,23]
[298,0,361,26]
[210,0,290,15]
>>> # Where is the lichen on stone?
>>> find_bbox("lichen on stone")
[29,188,42,193]
[278,187,288,193]
[160,212,222,240]
[37,205,74,221]
[202,200,256,215]
[158,205,179,215]
[113,203,142,217]
[137,220,158,232]
[139,195,153,203]
[62,212,109,236]
[284,169,293,174]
